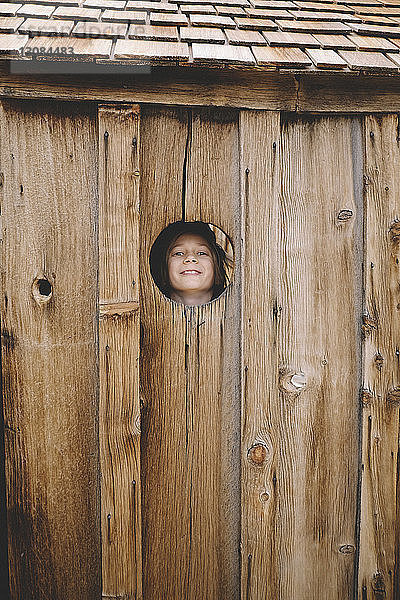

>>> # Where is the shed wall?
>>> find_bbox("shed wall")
[0,100,398,600]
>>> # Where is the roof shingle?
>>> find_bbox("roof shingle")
[2,0,400,73]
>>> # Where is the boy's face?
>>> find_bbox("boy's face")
[167,233,215,297]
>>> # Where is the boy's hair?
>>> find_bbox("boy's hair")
[150,221,230,301]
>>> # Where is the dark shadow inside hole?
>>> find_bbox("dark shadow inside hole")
[149,220,234,305]
[38,279,52,297]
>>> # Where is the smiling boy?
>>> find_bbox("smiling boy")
[167,233,215,306]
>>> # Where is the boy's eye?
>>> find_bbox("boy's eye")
[172,251,208,256]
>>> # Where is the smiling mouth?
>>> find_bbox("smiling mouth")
[180,270,201,275]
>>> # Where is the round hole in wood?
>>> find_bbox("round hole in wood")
[149,220,234,305]
[32,277,53,305]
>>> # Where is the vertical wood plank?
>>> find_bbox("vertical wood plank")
[240,112,361,599]
[359,115,400,600]
[98,105,142,600]
[0,99,101,600]
[141,105,240,599]
[185,107,241,598]
[239,110,281,600]
[139,106,190,600]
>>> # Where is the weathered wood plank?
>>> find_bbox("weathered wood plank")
[185,107,241,598]
[240,111,361,599]
[139,105,190,599]
[98,104,142,600]
[358,114,400,600]
[0,62,299,109]
[240,110,281,600]
[0,99,100,600]
[296,74,400,112]
[5,63,400,113]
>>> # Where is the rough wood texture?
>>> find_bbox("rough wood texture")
[139,106,190,600]
[180,26,225,42]
[240,111,361,599]
[192,42,255,64]
[140,105,241,599]
[0,99,100,600]
[98,105,142,600]
[296,74,400,112]
[0,63,300,109]
[0,63,378,110]
[358,114,400,600]
[185,107,241,598]
[6,64,400,114]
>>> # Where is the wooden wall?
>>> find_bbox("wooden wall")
[0,99,399,600]
[0,100,101,600]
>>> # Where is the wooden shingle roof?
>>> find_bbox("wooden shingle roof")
[3,0,400,71]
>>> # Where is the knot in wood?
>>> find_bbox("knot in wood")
[389,219,400,247]
[339,544,355,555]
[134,413,141,434]
[361,389,373,407]
[387,388,400,406]
[372,572,386,593]
[374,353,384,371]
[247,443,268,466]
[362,314,377,336]
[279,368,307,393]
[259,491,270,502]
[337,209,353,221]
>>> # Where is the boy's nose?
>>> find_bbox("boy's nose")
[184,256,197,262]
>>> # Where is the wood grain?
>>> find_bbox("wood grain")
[185,107,241,598]
[337,50,398,72]
[180,26,225,42]
[128,25,179,41]
[139,105,190,600]
[225,29,266,45]
[262,30,320,47]
[252,45,312,66]
[140,105,241,599]
[0,98,100,600]
[240,111,361,599]
[98,104,142,600]
[358,114,400,600]
[6,66,400,114]
[305,48,347,68]
[192,43,255,64]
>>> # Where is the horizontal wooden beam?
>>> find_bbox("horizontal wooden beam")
[1,61,297,110]
[2,61,400,112]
